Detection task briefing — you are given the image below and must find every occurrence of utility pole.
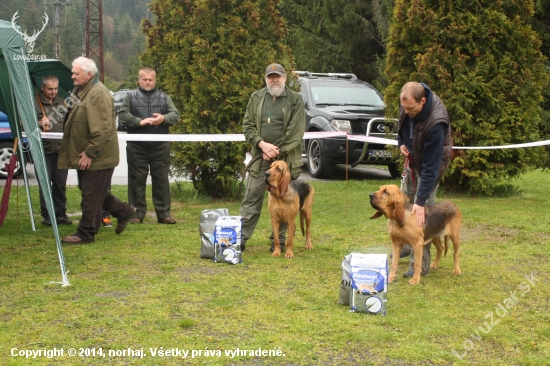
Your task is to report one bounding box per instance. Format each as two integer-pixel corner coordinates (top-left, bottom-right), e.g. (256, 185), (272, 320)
(85, 0), (104, 81)
(43, 0), (71, 60)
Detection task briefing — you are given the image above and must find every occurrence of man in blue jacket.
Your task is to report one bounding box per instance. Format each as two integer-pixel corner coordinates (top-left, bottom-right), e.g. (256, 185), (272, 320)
(397, 82), (452, 278)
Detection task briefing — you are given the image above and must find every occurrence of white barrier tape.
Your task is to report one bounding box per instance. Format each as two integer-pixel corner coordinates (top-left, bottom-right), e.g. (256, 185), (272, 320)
(346, 135), (397, 145)
(26, 132), (550, 150)
(35, 132), (246, 142)
(302, 131), (346, 139)
(448, 140), (550, 149)
(34, 131), (347, 141)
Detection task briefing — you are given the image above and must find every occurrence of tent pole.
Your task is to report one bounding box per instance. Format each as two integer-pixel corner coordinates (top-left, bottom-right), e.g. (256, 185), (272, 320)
(6, 75), (36, 230)
(12, 120), (36, 231)
(5, 44), (69, 286)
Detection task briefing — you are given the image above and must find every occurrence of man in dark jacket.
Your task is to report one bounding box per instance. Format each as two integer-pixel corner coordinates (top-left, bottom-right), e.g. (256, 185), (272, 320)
(240, 63), (306, 251)
(397, 82), (452, 278)
(35, 75), (71, 226)
(118, 67), (180, 225)
(58, 57), (135, 244)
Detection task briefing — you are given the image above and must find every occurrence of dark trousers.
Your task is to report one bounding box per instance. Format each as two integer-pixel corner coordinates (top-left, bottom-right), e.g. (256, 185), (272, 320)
(101, 182), (112, 219)
(76, 168), (134, 241)
(126, 142), (171, 220)
(37, 153), (68, 217)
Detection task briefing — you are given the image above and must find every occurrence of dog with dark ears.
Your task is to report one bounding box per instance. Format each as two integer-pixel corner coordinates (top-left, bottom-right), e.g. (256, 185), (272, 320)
(265, 160), (315, 258)
(369, 184), (462, 285)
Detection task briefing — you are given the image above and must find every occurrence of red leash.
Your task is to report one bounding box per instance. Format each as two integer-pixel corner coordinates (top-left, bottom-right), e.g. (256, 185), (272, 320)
(400, 156), (415, 192)
(0, 152), (18, 227)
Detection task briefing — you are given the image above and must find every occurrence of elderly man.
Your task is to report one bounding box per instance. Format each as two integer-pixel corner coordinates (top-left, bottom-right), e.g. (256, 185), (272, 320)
(35, 74), (71, 226)
(397, 81), (452, 277)
(118, 67), (180, 225)
(240, 63), (306, 251)
(58, 56), (135, 244)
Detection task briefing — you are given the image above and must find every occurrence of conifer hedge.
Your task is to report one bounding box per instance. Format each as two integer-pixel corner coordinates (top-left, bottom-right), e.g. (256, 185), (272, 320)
(384, 1), (549, 195)
(141, 0), (295, 198)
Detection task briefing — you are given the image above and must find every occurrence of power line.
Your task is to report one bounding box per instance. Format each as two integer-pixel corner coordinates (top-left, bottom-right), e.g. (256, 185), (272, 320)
(43, 0), (72, 61)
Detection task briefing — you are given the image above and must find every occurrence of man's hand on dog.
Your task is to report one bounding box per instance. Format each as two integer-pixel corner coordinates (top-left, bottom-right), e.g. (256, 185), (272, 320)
(411, 204), (425, 227)
(258, 141), (279, 160)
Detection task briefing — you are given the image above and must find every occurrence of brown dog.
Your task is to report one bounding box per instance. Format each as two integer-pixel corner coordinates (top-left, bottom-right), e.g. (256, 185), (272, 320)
(265, 160), (315, 258)
(369, 184), (462, 285)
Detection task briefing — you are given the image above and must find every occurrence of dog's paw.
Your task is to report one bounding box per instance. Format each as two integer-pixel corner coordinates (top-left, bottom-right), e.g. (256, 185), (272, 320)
(408, 278), (421, 285)
(430, 262), (440, 270)
(453, 268), (462, 275)
(284, 251), (294, 259)
(304, 243), (313, 250)
(388, 274), (397, 283)
(272, 251), (281, 257)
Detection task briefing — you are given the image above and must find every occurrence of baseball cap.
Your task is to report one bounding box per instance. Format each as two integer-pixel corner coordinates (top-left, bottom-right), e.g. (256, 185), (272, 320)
(265, 63), (286, 76)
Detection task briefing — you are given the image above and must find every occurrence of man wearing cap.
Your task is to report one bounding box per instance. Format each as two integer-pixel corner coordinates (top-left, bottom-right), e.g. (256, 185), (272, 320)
(240, 63), (306, 252)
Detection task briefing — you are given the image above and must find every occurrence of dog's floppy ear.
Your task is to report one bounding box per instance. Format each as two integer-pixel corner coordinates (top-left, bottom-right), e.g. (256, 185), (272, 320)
(370, 211), (384, 220)
(388, 187), (406, 228)
(276, 163), (291, 197)
(393, 202), (406, 228)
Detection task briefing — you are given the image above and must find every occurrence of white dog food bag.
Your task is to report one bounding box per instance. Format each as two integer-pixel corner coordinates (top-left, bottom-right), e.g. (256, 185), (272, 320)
(349, 253), (388, 315)
(213, 216), (242, 265)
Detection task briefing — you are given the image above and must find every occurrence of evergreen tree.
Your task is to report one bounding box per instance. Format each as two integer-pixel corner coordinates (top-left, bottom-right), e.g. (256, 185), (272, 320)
(59, 4), (84, 65)
(384, 1), (549, 195)
(141, 0), (295, 198)
(279, 0), (385, 85)
(532, 0), (550, 166)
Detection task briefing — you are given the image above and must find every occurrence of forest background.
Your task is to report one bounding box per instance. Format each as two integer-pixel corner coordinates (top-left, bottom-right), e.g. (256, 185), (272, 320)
(1, 0), (550, 197)
(0, 0), (393, 92)
(4, 1), (550, 105)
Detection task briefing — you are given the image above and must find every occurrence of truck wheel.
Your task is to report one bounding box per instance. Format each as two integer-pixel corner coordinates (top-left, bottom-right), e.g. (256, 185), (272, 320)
(388, 162), (401, 179)
(307, 139), (335, 178)
(0, 141), (21, 179)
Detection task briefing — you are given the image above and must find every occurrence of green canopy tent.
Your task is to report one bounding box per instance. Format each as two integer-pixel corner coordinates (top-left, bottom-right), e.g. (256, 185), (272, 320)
(0, 19), (69, 286)
(28, 58), (74, 99)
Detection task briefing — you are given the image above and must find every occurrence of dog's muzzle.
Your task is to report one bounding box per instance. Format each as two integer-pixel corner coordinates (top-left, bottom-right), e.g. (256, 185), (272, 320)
(369, 193), (381, 211)
(265, 171), (276, 191)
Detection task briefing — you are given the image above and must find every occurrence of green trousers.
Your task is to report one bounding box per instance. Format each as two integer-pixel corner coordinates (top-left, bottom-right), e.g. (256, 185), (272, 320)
(126, 142), (172, 220)
(240, 159), (287, 245)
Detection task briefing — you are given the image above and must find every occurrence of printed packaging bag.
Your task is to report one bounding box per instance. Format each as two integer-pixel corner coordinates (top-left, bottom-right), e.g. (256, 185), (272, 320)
(213, 216), (242, 265)
(199, 209), (229, 259)
(349, 253), (388, 315)
(339, 253), (353, 305)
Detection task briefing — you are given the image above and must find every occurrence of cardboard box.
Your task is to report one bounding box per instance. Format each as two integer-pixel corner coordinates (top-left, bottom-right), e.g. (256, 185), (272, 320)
(349, 253), (388, 315)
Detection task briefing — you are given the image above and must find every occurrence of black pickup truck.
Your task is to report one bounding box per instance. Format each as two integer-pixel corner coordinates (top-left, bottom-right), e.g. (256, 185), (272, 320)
(296, 71), (399, 179)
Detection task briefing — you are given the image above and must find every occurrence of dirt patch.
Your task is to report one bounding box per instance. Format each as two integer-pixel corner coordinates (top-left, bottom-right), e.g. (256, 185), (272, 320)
(95, 291), (130, 298)
(461, 224), (520, 242)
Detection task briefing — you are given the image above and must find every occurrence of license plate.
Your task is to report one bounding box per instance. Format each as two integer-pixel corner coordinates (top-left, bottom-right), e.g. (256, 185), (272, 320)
(369, 150), (392, 158)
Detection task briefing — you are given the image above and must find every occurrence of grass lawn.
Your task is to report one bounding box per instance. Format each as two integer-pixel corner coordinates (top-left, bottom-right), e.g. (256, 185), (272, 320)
(0, 169), (548, 365)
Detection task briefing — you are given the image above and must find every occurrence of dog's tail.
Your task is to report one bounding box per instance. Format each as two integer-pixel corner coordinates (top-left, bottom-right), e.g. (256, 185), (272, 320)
(444, 235), (449, 256)
(300, 211), (306, 236)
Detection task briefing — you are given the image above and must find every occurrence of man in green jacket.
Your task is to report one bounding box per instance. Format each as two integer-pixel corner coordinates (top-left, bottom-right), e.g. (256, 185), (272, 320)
(35, 74), (71, 226)
(240, 63), (306, 251)
(58, 57), (135, 244)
